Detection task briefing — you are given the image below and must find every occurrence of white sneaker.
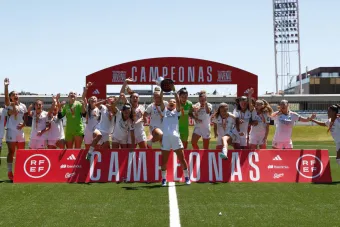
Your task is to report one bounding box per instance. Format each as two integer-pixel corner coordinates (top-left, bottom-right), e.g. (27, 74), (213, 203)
(219, 147), (228, 160)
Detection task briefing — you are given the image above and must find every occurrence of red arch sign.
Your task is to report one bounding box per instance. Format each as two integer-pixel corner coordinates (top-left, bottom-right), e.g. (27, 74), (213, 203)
(86, 57), (258, 99)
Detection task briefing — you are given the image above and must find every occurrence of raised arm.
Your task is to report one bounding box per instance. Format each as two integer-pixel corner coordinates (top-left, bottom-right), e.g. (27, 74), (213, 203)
(160, 90), (165, 111)
(27, 103), (34, 117)
(248, 88), (255, 112)
(4, 78), (10, 107)
(120, 78), (134, 94)
(82, 83), (93, 113)
(172, 85), (181, 112)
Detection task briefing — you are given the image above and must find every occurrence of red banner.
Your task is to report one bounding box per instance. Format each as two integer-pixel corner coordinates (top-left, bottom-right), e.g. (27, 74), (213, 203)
(14, 149), (332, 183)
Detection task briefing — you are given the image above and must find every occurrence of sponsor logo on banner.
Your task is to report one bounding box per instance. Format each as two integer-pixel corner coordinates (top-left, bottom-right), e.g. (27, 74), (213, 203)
(60, 164), (82, 169)
(24, 154), (51, 178)
(92, 89), (100, 95)
(296, 154), (323, 179)
(273, 155), (282, 161)
(267, 165), (289, 169)
(67, 154), (76, 160)
(217, 70), (232, 82)
(273, 173), (284, 179)
(65, 172), (75, 179)
(112, 71), (126, 82)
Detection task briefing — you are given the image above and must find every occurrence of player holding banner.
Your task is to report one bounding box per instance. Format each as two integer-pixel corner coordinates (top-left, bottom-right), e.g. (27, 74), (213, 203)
(157, 78), (190, 186)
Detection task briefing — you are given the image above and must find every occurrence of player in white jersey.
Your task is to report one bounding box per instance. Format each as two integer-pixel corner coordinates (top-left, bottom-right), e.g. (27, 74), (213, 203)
(232, 92), (253, 149)
(271, 100), (315, 149)
(311, 105), (340, 165)
(160, 84), (190, 186)
(0, 107), (7, 165)
(47, 96), (65, 149)
(82, 82), (100, 149)
(120, 78), (147, 148)
(249, 98), (273, 149)
(191, 90), (213, 150)
(4, 78), (28, 180)
(86, 97), (118, 160)
(144, 87), (168, 148)
(111, 102), (135, 148)
(213, 103), (236, 160)
(27, 100), (50, 149)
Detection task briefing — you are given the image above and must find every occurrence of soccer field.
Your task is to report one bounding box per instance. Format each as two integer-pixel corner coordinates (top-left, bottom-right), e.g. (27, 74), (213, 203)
(0, 126), (339, 226)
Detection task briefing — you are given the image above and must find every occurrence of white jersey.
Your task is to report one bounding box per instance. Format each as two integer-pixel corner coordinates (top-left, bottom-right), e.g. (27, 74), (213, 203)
(250, 111), (271, 136)
(133, 104), (145, 135)
(272, 111), (300, 142)
(30, 110), (48, 140)
(233, 109), (252, 137)
(6, 103), (27, 130)
(193, 102), (212, 129)
(85, 107), (100, 132)
(162, 108), (180, 137)
(112, 111), (134, 141)
(325, 118), (340, 143)
(145, 101), (168, 129)
(96, 105), (115, 134)
(213, 114), (235, 137)
(0, 108), (7, 139)
(48, 115), (65, 140)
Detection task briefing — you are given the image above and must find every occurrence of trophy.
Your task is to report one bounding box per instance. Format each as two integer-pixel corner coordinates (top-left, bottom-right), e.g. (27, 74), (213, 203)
(154, 76), (174, 92)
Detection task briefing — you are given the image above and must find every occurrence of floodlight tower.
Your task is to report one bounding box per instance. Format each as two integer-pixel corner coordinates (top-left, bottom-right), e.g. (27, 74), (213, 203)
(272, 0), (302, 94)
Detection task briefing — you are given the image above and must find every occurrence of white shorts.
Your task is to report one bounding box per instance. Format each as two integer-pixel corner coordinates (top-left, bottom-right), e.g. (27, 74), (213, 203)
(84, 128), (94, 145)
(128, 131), (147, 144)
(93, 129), (110, 145)
(272, 141), (293, 149)
(193, 126), (211, 139)
(47, 139), (64, 146)
(6, 128), (25, 143)
(112, 136), (128, 145)
(29, 139), (46, 149)
(161, 135), (183, 151)
(249, 134), (266, 145)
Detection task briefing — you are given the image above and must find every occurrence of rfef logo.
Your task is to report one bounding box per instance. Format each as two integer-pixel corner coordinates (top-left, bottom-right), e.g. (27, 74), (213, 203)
(24, 154), (51, 178)
(296, 154), (323, 179)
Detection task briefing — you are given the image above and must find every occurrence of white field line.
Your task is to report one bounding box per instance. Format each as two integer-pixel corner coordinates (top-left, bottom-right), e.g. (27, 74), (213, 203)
(168, 182), (181, 227)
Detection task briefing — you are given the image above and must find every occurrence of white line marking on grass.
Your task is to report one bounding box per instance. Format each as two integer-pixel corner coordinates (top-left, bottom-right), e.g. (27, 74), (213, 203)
(168, 182), (181, 227)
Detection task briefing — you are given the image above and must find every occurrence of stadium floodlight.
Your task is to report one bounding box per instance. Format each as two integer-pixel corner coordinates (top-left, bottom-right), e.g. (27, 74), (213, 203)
(272, 0), (302, 94)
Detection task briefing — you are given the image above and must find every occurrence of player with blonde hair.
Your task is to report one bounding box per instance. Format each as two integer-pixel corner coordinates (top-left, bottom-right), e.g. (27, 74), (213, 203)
(213, 103), (236, 160)
(190, 90), (213, 150)
(271, 100), (315, 149)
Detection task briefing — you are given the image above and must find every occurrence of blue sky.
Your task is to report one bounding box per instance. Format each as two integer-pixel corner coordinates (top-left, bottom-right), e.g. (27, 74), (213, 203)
(0, 0), (339, 95)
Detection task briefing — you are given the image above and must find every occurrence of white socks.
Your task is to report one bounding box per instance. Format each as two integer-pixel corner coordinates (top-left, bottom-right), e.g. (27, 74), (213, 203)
(162, 170), (167, 180)
(7, 163), (12, 172)
(222, 147), (228, 156)
(183, 169), (189, 178)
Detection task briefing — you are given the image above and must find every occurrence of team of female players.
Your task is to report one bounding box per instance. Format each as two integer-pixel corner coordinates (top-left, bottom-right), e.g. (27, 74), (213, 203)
(2, 78), (340, 185)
